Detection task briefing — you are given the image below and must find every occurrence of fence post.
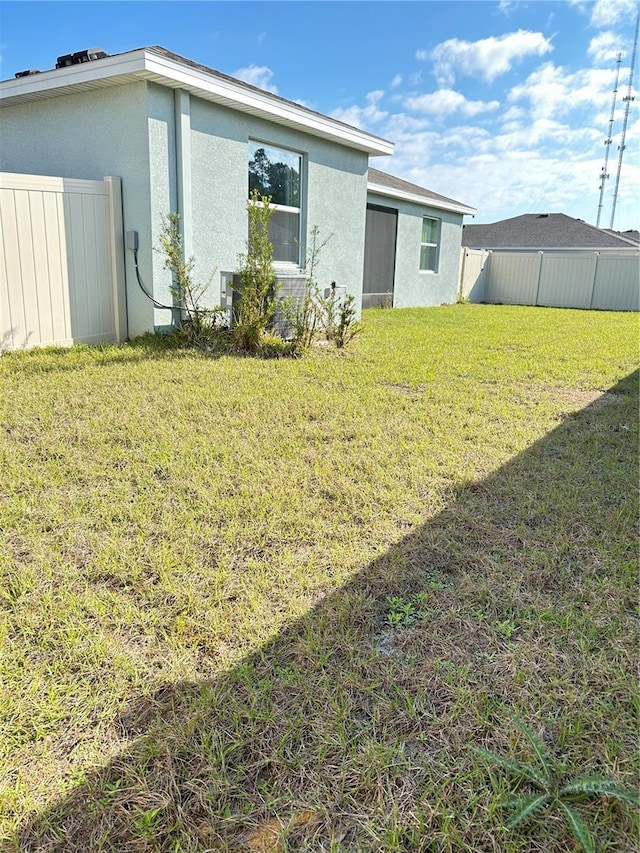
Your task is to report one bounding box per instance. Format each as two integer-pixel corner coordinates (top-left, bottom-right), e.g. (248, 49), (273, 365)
(482, 251), (492, 302)
(533, 251), (544, 306)
(456, 246), (469, 301)
(104, 176), (128, 343)
(588, 252), (599, 309)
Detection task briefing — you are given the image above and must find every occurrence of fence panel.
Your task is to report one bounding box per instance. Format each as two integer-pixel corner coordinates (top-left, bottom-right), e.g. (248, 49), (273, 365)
(536, 252), (595, 309)
(591, 254), (640, 311)
(485, 252), (541, 305)
(460, 247), (639, 311)
(459, 248), (489, 302)
(0, 172), (125, 351)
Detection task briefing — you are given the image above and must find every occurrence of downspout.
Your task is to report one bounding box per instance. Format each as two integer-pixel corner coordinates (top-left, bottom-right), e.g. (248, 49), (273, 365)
(174, 88), (193, 279)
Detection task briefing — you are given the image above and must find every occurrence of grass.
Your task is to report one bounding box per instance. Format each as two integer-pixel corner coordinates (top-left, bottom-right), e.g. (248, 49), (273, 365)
(1, 303), (638, 852)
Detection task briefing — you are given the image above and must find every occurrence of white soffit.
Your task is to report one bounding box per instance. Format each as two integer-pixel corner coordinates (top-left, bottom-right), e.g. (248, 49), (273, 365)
(1, 49), (394, 156)
(368, 182), (476, 216)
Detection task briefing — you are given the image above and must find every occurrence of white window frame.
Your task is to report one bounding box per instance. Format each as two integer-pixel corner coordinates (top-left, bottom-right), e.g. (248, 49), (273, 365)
(248, 140), (303, 269)
(419, 216), (441, 273)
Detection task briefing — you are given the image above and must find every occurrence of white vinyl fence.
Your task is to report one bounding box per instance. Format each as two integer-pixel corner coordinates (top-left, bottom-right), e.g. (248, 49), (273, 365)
(1, 172), (126, 351)
(459, 248), (639, 312)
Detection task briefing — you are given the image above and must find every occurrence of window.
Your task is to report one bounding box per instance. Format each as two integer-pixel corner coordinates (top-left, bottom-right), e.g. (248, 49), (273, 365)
(420, 216), (440, 272)
(248, 141), (302, 264)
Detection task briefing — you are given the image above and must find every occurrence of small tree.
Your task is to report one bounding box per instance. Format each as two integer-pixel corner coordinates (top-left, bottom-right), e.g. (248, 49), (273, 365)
(234, 191), (277, 353)
(158, 213), (221, 348)
(281, 225), (332, 349)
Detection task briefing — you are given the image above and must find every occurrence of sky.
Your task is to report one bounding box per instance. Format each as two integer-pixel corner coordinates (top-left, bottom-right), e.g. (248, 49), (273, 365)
(1, 0), (639, 229)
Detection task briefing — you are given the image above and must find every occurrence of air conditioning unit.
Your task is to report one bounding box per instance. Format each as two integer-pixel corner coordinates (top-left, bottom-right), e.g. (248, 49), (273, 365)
(55, 48), (108, 69)
(222, 273), (309, 339)
(272, 276), (308, 340)
(14, 69), (41, 78)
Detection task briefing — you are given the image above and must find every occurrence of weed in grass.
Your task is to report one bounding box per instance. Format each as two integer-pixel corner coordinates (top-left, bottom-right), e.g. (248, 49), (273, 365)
(474, 711), (639, 853)
(494, 619), (519, 640)
(386, 593), (429, 627)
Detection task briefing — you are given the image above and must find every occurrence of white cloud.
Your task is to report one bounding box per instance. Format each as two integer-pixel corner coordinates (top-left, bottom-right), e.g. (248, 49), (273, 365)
(590, 0), (638, 28)
(404, 88), (500, 117)
(498, 0), (515, 14)
(509, 62), (619, 119)
(424, 30), (553, 86)
(390, 74), (403, 88)
(331, 90), (388, 128)
(501, 105), (526, 122)
(327, 12), (638, 230)
(588, 30), (624, 64)
(232, 64), (277, 93)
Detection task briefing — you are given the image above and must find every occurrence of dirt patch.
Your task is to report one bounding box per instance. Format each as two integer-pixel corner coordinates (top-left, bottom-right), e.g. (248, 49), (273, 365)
(515, 384), (625, 411)
(386, 381), (425, 401)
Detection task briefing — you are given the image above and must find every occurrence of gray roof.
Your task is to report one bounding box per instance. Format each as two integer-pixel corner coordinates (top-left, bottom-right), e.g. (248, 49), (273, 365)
(368, 167), (473, 212)
(462, 214), (638, 249)
(602, 228), (640, 245)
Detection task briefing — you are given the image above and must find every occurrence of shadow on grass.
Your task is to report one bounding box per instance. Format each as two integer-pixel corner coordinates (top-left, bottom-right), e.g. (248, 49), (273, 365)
(15, 371), (639, 852)
(0, 334), (220, 375)
(0, 332), (305, 376)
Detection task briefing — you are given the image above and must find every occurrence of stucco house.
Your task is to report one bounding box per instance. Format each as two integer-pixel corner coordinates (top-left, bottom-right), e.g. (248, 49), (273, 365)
(1, 45), (475, 345)
(365, 168), (475, 308)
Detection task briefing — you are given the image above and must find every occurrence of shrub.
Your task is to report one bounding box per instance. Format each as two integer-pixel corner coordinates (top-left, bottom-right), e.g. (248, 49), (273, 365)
(158, 213), (224, 348)
(233, 191), (277, 353)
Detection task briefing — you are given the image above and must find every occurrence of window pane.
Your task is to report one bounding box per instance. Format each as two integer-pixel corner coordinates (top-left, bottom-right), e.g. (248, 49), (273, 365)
(249, 142), (300, 207)
(269, 209), (300, 263)
(420, 244), (437, 271)
(422, 217), (438, 244)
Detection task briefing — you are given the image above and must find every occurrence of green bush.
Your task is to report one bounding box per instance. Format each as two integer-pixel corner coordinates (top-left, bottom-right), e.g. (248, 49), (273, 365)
(233, 191), (277, 353)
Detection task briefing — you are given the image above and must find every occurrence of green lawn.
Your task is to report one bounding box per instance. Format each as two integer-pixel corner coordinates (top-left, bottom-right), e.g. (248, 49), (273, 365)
(1, 304), (638, 852)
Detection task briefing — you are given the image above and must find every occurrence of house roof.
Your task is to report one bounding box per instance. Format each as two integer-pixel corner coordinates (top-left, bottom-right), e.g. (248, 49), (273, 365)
(0, 45), (394, 156)
(462, 213), (638, 249)
(602, 229), (640, 246)
(367, 167), (476, 216)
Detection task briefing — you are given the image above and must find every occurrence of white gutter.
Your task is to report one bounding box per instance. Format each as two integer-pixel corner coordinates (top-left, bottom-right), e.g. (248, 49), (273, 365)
(367, 181), (476, 216)
(1, 49), (395, 156)
(465, 246), (639, 252)
(174, 89), (192, 262)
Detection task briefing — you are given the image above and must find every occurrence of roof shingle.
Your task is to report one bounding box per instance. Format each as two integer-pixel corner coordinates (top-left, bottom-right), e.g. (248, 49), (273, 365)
(462, 213), (637, 249)
(367, 167), (474, 213)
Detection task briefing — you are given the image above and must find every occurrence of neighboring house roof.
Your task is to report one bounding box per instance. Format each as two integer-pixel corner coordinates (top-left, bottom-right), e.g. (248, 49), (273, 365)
(0, 45), (394, 156)
(367, 167), (476, 216)
(602, 228), (640, 245)
(462, 213), (638, 249)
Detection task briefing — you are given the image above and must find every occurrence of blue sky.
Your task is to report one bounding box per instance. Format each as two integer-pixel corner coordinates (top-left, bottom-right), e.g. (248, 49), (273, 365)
(1, 0), (639, 229)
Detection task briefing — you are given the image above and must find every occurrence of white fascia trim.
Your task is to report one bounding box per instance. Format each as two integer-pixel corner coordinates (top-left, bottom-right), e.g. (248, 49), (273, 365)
(472, 246), (639, 253)
(367, 182), (476, 216)
(142, 52), (394, 155)
(0, 50), (149, 99)
(1, 48), (395, 156)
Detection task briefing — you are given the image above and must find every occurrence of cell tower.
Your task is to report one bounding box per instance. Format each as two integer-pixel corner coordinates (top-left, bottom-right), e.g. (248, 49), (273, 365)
(596, 52), (622, 227)
(610, 9), (639, 230)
